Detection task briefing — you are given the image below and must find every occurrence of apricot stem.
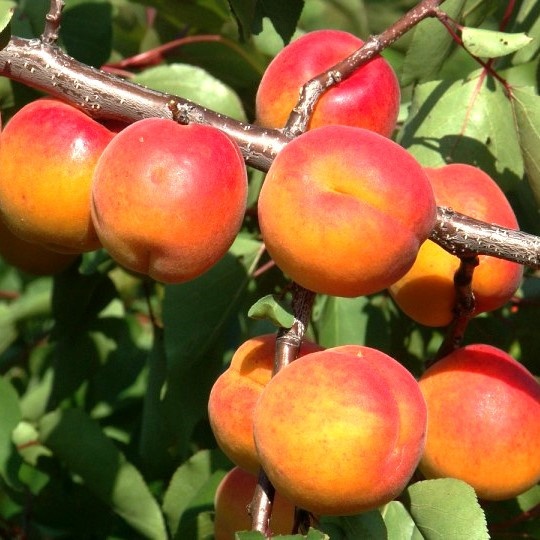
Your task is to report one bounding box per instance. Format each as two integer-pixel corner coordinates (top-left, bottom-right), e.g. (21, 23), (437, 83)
(284, 0), (447, 136)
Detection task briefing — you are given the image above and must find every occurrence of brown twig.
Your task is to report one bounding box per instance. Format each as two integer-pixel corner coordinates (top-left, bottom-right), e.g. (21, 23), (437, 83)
(284, 0), (446, 136)
(41, 0), (65, 45)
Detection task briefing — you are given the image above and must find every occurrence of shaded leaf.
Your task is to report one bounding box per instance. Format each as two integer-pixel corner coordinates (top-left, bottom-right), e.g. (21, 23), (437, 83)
(510, 0), (540, 65)
(162, 449), (231, 538)
(248, 294), (294, 328)
(228, 0), (257, 41)
(39, 409), (167, 540)
(462, 27), (532, 58)
(403, 479), (489, 540)
(320, 512), (387, 539)
(133, 63), (247, 120)
(0, 376), (22, 488)
(511, 87), (540, 204)
(400, 0), (466, 85)
(399, 72), (523, 191)
(252, 0), (304, 45)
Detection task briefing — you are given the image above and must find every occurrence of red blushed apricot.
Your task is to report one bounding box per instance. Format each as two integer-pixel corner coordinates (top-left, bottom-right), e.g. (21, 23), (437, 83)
(253, 346), (427, 516)
(0, 99), (114, 253)
(389, 164), (523, 327)
(0, 217), (78, 276)
(256, 29), (400, 137)
(418, 344), (540, 500)
(208, 334), (322, 474)
(91, 118), (248, 283)
(214, 467), (295, 540)
(257, 125), (436, 297)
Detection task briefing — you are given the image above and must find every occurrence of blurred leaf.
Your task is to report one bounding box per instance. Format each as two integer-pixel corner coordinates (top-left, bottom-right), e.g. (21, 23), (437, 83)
(403, 479), (489, 539)
(462, 27), (532, 58)
(0, 377), (22, 488)
(133, 63), (246, 120)
(60, 1), (113, 67)
(39, 408), (168, 540)
(0, 1), (14, 50)
(399, 72), (523, 192)
(162, 449), (231, 538)
(510, 0), (540, 65)
(381, 501), (423, 540)
(320, 512), (387, 539)
(248, 294), (294, 328)
(511, 87), (540, 205)
(400, 0), (466, 86)
(252, 0), (304, 45)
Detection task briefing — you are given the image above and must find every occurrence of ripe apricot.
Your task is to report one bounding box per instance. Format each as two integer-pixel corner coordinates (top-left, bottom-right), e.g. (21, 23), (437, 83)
(253, 345), (427, 515)
(256, 29), (400, 136)
(91, 118), (248, 283)
(389, 163), (523, 326)
(418, 344), (540, 500)
(0, 99), (114, 253)
(214, 466), (295, 540)
(208, 334), (322, 474)
(257, 125), (436, 297)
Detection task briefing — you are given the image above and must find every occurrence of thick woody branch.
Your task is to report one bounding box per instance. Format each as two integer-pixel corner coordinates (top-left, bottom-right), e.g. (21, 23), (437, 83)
(284, 0), (446, 136)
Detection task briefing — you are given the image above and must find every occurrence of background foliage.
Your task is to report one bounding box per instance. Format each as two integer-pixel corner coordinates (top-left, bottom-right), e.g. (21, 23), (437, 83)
(0, 0), (538, 538)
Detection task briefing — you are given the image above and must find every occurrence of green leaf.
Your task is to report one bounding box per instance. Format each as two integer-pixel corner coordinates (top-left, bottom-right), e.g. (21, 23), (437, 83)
(0, 0), (14, 49)
(402, 479), (489, 540)
(511, 87), (540, 205)
(162, 449), (231, 538)
(320, 512), (387, 540)
(510, 0), (540, 65)
(399, 72), (523, 192)
(0, 377), (22, 488)
(133, 63), (246, 121)
(252, 0), (304, 45)
(462, 27), (533, 58)
(39, 409), (168, 540)
(248, 294), (294, 328)
(381, 501), (423, 540)
(228, 0), (257, 41)
(400, 0), (466, 85)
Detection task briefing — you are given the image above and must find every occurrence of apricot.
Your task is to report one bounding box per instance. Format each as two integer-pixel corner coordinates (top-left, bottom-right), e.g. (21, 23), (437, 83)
(0, 99), (114, 253)
(214, 466), (295, 540)
(208, 334), (322, 474)
(0, 217), (77, 275)
(257, 125), (437, 297)
(252, 345), (427, 516)
(418, 344), (540, 500)
(389, 163), (524, 327)
(256, 29), (400, 136)
(91, 118), (247, 283)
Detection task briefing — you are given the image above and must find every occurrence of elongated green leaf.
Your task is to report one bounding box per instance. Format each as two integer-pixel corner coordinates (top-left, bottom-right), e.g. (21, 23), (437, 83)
(400, 0), (466, 85)
(39, 409), (167, 540)
(228, 0), (257, 41)
(0, 376), (22, 487)
(511, 0), (540, 64)
(162, 449), (231, 538)
(381, 501), (423, 540)
(248, 294), (294, 328)
(511, 87), (540, 204)
(0, 1), (14, 31)
(403, 479), (489, 540)
(133, 63), (246, 121)
(462, 27), (532, 58)
(399, 72), (523, 191)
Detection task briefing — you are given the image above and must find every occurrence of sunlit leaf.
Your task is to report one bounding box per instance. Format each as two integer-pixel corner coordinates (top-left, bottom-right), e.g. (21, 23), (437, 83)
(462, 27), (532, 58)
(248, 294), (294, 328)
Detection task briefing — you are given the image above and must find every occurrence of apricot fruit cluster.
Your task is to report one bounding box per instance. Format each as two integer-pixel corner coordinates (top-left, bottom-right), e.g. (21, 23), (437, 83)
(0, 99), (248, 282)
(418, 343), (540, 500)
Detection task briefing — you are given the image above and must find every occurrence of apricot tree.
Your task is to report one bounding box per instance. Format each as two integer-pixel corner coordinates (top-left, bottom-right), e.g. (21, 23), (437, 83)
(0, 1), (538, 539)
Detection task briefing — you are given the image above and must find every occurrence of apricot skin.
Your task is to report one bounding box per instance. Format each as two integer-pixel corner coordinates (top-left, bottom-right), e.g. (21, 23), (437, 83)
(257, 125), (437, 297)
(256, 29), (400, 136)
(214, 466), (295, 540)
(253, 346), (427, 516)
(91, 118), (248, 283)
(389, 164), (523, 327)
(208, 334), (322, 474)
(418, 344), (540, 500)
(0, 99), (114, 253)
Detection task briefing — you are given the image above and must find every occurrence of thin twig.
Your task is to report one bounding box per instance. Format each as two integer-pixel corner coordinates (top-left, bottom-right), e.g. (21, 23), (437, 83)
(284, 0), (446, 136)
(41, 0), (65, 44)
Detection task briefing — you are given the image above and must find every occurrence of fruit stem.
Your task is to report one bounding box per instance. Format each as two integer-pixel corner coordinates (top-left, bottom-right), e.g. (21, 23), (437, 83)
(41, 0), (65, 45)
